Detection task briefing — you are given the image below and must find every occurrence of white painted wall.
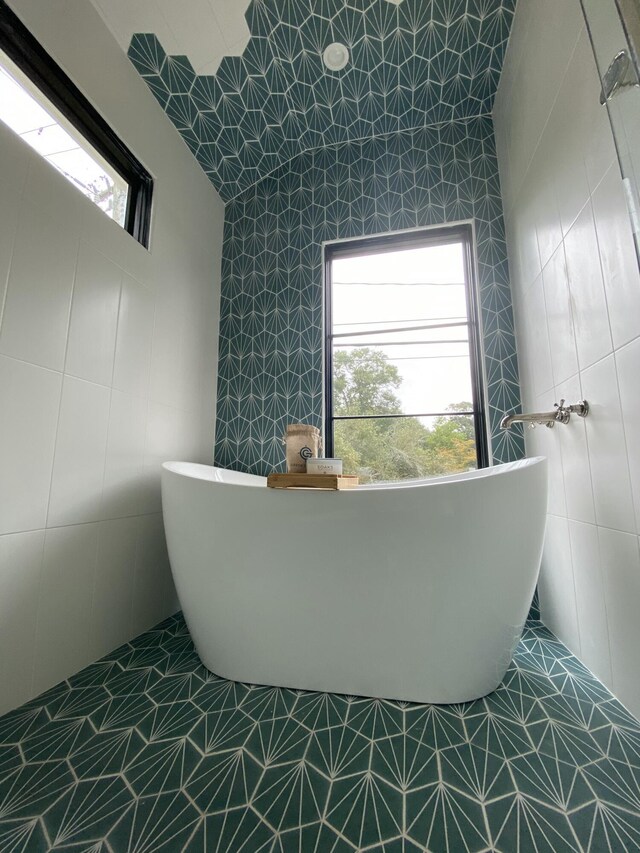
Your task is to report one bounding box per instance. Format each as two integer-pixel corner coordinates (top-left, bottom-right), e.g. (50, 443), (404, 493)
(0, 0), (223, 714)
(494, 0), (640, 717)
(89, 0), (251, 76)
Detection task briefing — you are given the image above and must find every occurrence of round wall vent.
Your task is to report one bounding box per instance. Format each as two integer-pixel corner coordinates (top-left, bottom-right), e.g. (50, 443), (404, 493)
(323, 42), (349, 72)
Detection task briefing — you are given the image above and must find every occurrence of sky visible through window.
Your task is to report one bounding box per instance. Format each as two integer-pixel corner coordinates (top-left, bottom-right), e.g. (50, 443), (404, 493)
(332, 241), (473, 426)
(0, 52), (128, 224)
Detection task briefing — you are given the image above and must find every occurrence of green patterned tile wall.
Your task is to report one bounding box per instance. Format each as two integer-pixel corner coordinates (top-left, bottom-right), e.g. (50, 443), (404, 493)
(128, 0), (516, 202)
(126, 1), (523, 475)
(214, 118), (524, 474)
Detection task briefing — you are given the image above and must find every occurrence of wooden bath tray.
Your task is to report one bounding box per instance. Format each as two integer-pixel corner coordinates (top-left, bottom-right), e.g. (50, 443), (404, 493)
(267, 473), (359, 490)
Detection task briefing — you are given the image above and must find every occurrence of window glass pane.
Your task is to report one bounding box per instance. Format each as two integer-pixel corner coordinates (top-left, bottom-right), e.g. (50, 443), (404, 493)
(332, 242), (468, 333)
(21, 122), (78, 156)
(0, 56), (128, 225)
(334, 414), (477, 483)
(333, 340), (473, 416)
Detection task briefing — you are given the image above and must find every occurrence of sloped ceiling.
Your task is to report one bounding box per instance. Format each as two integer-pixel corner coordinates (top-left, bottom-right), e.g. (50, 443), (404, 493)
(128, 0), (516, 201)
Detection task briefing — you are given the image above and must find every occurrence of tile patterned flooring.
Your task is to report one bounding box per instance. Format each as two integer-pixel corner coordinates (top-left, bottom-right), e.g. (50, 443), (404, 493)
(1, 614), (640, 851)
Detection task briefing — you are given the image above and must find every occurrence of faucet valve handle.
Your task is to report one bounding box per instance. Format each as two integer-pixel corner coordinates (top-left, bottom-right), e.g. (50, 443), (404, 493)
(569, 400), (589, 418)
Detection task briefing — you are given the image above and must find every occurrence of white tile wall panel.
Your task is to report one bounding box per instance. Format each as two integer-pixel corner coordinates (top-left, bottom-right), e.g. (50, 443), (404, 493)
(65, 243), (122, 388)
(569, 520), (612, 685)
(0, 356), (62, 535)
(47, 376), (111, 528)
(0, 196), (78, 371)
(33, 523), (100, 695)
(495, 0), (640, 718)
(0, 0), (223, 713)
(0, 530), (45, 714)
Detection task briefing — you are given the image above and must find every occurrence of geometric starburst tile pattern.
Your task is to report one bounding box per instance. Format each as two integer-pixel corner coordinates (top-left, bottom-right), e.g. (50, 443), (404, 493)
(1, 612), (639, 851)
(214, 117), (524, 474)
(125, 0), (524, 474)
(128, 0), (516, 202)
(125, 0), (524, 472)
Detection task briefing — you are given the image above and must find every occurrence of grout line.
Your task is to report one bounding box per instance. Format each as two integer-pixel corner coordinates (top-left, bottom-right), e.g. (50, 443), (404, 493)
(43, 236), (82, 532)
(0, 510), (164, 540)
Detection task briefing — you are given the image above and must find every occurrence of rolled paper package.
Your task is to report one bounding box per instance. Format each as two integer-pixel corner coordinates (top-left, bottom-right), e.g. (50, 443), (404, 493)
(282, 424), (322, 473)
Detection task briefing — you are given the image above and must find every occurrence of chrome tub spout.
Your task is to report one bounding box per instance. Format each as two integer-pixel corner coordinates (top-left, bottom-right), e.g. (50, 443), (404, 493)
(500, 400), (589, 430)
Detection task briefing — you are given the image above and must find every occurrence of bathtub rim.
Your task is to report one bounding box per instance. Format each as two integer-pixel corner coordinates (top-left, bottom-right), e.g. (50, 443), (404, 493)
(162, 456), (546, 491)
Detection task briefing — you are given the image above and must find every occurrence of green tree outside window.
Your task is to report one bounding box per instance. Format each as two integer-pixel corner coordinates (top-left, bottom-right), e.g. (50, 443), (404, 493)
(333, 348), (477, 483)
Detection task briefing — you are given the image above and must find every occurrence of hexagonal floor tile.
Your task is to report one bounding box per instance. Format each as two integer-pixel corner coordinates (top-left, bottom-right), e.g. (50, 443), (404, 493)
(1, 611), (639, 853)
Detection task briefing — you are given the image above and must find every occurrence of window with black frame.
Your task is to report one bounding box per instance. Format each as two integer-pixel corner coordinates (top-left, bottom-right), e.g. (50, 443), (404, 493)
(0, 0), (152, 246)
(324, 226), (489, 483)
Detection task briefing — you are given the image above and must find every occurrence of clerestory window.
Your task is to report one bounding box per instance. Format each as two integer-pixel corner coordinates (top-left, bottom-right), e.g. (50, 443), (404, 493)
(0, 0), (152, 246)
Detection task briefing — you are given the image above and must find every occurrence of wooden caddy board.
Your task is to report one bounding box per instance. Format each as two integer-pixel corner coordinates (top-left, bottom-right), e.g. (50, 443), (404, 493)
(267, 473), (359, 490)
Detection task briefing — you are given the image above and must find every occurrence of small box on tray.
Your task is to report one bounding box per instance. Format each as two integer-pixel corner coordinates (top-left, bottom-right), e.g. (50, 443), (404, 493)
(306, 457), (343, 475)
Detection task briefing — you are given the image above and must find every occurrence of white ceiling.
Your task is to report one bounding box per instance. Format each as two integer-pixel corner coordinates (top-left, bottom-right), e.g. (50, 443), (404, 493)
(90, 0), (252, 76)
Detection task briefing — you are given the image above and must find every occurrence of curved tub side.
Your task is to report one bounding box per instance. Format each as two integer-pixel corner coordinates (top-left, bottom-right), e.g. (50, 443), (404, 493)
(161, 458), (547, 704)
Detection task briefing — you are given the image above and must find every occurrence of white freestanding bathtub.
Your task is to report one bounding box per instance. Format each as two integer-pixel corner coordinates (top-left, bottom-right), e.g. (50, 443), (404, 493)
(161, 457), (547, 704)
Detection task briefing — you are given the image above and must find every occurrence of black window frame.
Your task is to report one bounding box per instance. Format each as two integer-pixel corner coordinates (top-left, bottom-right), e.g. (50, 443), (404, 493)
(324, 224), (490, 471)
(0, 0), (153, 248)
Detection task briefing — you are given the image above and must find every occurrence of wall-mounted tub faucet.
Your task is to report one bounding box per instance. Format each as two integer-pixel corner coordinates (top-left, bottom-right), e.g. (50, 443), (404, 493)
(500, 400), (589, 430)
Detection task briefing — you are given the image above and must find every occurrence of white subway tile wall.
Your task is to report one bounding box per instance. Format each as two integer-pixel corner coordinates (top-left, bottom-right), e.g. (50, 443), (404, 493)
(494, 0), (640, 716)
(0, 0), (223, 715)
